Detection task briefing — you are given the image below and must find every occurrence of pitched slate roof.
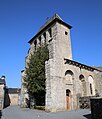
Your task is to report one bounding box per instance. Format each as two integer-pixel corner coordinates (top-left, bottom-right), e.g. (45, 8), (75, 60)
(28, 14), (72, 44)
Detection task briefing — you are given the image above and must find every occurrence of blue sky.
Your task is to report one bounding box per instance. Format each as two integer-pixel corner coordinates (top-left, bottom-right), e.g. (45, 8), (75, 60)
(0, 0), (102, 88)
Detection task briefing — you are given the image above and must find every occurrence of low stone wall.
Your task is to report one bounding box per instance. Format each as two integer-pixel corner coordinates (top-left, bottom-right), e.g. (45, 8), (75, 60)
(90, 97), (102, 119)
(79, 96), (95, 109)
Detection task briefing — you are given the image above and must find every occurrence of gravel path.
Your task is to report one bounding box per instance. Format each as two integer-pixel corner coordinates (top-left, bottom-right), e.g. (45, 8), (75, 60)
(1, 106), (91, 119)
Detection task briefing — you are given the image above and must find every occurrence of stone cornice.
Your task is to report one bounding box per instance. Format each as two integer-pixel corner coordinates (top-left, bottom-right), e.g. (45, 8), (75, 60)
(64, 58), (102, 72)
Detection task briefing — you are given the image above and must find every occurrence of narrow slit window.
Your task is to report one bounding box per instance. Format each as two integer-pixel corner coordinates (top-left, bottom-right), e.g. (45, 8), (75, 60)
(39, 36), (41, 46)
(48, 28), (52, 37)
(90, 83), (93, 95)
(34, 40), (37, 50)
(43, 32), (46, 42)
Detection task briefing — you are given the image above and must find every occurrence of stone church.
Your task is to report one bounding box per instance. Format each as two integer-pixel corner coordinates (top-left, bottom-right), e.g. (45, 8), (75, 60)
(20, 14), (102, 112)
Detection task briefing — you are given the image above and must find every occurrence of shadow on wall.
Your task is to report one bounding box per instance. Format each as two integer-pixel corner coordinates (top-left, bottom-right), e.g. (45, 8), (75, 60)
(3, 88), (11, 108)
(83, 114), (92, 119)
(0, 110), (2, 119)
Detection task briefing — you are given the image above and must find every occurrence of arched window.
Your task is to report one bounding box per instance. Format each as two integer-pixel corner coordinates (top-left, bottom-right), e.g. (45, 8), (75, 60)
(39, 36), (41, 46)
(34, 40), (37, 50)
(79, 75), (84, 81)
(43, 32), (46, 42)
(66, 89), (71, 96)
(88, 76), (95, 96)
(65, 70), (73, 76)
(65, 70), (73, 84)
(79, 74), (86, 96)
(48, 28), (52, 37)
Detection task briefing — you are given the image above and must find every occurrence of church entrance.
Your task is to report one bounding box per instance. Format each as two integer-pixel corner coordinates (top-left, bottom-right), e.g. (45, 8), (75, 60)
(66, 89), (71, 110)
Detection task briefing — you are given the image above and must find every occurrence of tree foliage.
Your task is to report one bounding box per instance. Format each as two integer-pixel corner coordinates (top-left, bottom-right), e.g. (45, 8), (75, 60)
(24, 43), (49, 106)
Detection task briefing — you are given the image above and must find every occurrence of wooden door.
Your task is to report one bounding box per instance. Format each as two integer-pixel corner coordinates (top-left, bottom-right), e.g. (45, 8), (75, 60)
(66, 96), (70, 110)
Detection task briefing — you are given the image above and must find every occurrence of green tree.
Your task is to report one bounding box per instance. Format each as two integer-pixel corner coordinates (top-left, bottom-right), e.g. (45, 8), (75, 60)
(24, 44), (49, 106)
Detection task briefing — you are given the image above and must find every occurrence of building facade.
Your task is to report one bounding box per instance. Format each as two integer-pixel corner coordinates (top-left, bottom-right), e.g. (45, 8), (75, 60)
(20, 14), (102, 112)
(8, 88), (21, 106)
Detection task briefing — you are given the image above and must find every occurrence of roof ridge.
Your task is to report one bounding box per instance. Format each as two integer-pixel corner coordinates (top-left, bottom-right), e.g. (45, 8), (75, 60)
(38, 14), (63, 33)
(28, 14), (72, 43)
(52, 13), (63, 21)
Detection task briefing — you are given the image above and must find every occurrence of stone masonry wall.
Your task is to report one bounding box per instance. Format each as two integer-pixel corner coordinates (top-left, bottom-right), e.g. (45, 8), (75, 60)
(21, 14), (102, 112)
(45, 21), (73, 111)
